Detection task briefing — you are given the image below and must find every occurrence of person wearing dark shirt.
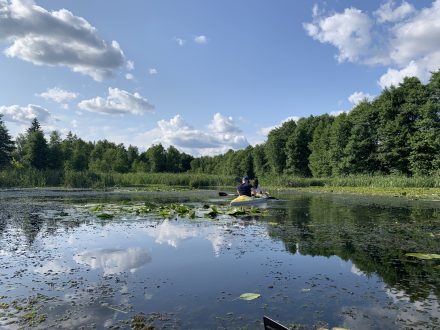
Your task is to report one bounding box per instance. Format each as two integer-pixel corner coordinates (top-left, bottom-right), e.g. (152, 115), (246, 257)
(237, 175), (252, 197)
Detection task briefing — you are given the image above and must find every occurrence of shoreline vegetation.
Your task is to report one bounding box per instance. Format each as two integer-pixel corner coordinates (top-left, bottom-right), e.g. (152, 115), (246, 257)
(0, 73), (439, 199)
(0, 170), (439, 200)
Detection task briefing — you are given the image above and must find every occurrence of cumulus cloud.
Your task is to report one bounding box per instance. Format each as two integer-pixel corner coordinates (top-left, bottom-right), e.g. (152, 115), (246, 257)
(148, 68), (158, 75)
(348, 91), (375, 105)
(304, 7), (373, 63)
(125, 73), (134, 80)
(388, 2), (440, 65)
(378, 56), (440, 89)
(78, 87), (154, 115)
(374, 1), (415, 23)
(0, 104), (52, 124)
(305, 1), (440, 89)
(259, 116), (300, 136)
(208, 113), (242, 134)
(194, 35), (208, 44)
(0, 0), (124, 80)
(156, 114), (249, 155)
(37, 87), (78, 104)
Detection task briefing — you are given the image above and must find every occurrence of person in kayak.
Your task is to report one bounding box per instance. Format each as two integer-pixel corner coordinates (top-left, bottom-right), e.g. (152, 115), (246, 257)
(252, 178), (262, 196)
(237, 175), (252, 197)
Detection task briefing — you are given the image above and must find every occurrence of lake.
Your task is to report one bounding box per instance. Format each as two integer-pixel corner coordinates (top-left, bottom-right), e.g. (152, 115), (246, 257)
(0, 189), (439, 329)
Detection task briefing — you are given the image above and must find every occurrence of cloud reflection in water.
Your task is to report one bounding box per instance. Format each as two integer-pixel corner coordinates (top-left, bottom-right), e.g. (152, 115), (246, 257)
(145, 219), (227, 256)
(73, 247), (151, 275)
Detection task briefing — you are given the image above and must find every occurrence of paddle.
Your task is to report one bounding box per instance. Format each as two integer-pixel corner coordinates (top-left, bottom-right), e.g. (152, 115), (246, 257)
(219, 191), (278, 200)
(219, 191), (237, 197)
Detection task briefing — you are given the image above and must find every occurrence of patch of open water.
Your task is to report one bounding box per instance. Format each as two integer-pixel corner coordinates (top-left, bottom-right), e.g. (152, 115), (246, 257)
(0, 189), (439, 329)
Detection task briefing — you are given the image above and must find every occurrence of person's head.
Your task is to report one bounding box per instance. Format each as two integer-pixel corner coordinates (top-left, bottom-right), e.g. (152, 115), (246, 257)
(253, 178), (259, 188)
(242, 175), (249, 183)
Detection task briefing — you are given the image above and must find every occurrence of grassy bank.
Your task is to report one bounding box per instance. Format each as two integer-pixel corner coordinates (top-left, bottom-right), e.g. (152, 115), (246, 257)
(260, 174), (440, 188)
(1, 169), (439, 200)
(0, 169), (235, 189)
(259, 174), (440, 200)
(280, 186), (440, 200)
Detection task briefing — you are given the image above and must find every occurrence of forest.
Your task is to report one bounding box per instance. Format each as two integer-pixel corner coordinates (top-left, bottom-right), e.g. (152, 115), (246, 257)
(0, 72), (439, 188)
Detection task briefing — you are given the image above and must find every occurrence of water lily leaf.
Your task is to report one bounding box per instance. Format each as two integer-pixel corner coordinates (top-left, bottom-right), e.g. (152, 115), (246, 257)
(227, 208), (246, 216)
(239, 293), (261, 300)
(405, 253), (440, 260)
(96, 213), (114, 220)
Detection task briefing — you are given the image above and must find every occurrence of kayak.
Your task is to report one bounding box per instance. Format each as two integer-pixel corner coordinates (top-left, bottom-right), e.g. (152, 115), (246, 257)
(230, 195), (269, 207)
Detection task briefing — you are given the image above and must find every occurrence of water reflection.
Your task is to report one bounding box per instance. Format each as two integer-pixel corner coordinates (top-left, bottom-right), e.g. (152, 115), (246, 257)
(73, 248), (152, 275)
(144, 219), (227, 256)
(35, 259), (70, 275)
(1, 190), (440, 329)
(268, 194), (440, 302)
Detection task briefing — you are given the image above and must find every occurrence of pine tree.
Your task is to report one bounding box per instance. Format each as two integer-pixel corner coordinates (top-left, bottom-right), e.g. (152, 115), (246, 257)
(0, 114), (15, 169)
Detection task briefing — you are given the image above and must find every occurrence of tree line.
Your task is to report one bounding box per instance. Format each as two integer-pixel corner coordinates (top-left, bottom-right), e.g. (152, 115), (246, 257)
(191, 72), (440, 177)
(0, 71), (439, 179)
(0, 118), (193, 174)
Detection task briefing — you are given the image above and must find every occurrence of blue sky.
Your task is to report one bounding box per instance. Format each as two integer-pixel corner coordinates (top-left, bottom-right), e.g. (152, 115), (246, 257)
(0, 0), (438, 155)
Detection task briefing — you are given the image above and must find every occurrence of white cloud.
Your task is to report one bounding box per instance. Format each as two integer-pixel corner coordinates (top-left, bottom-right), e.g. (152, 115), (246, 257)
(0, 0), (124, 80)
(379, 52), (440, 88)
(174, 37), (185, 46)
(194, 35), (208, 44)
(259, 116), (300, 136)
(0, 104), (52, 124)
(374, 1), (415, 23)
(156, 114), (249, 155)
(304, 7), (373, 63)
(148, 68), (158, 75)
(348, 91), (375, 105)
(126, 60), (134, 70)
(208, 113), (242, 134)
(305, 1), (440, 89)
(78, 87), (154, 115)
(389, 1), (440, 65)
(125, 73), (134, 80)
(37, 87), (78, 104)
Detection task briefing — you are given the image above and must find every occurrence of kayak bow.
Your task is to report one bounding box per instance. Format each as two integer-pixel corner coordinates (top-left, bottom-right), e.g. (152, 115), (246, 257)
(230, 195), (269, 206)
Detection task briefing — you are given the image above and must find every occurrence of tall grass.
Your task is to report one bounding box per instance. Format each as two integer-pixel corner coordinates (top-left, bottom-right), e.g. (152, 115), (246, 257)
(1, 169), (439, 189)
(0, 169), (235, 188)
(0, 168), (63, 187)
(260, 174), (440, 188)
(110, 172), (234, 188)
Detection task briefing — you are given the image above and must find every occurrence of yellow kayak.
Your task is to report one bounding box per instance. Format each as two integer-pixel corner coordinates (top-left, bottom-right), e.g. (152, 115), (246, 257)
(230, 195), (269, 207)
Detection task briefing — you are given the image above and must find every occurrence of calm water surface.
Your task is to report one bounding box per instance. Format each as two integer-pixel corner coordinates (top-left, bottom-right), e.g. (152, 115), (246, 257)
(0, 189), (439, 329)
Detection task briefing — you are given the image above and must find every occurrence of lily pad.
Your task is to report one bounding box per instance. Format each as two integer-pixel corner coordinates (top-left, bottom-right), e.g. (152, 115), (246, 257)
(96, 213), (114, 220)
(239, 293), (261, 301)
(405, 253), (440, 260)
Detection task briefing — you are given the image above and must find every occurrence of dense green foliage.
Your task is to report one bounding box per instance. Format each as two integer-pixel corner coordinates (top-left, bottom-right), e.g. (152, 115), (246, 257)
(190, 73), (440, 178)
(0, 115), (14, 170)
(0, 72), (438, 188)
